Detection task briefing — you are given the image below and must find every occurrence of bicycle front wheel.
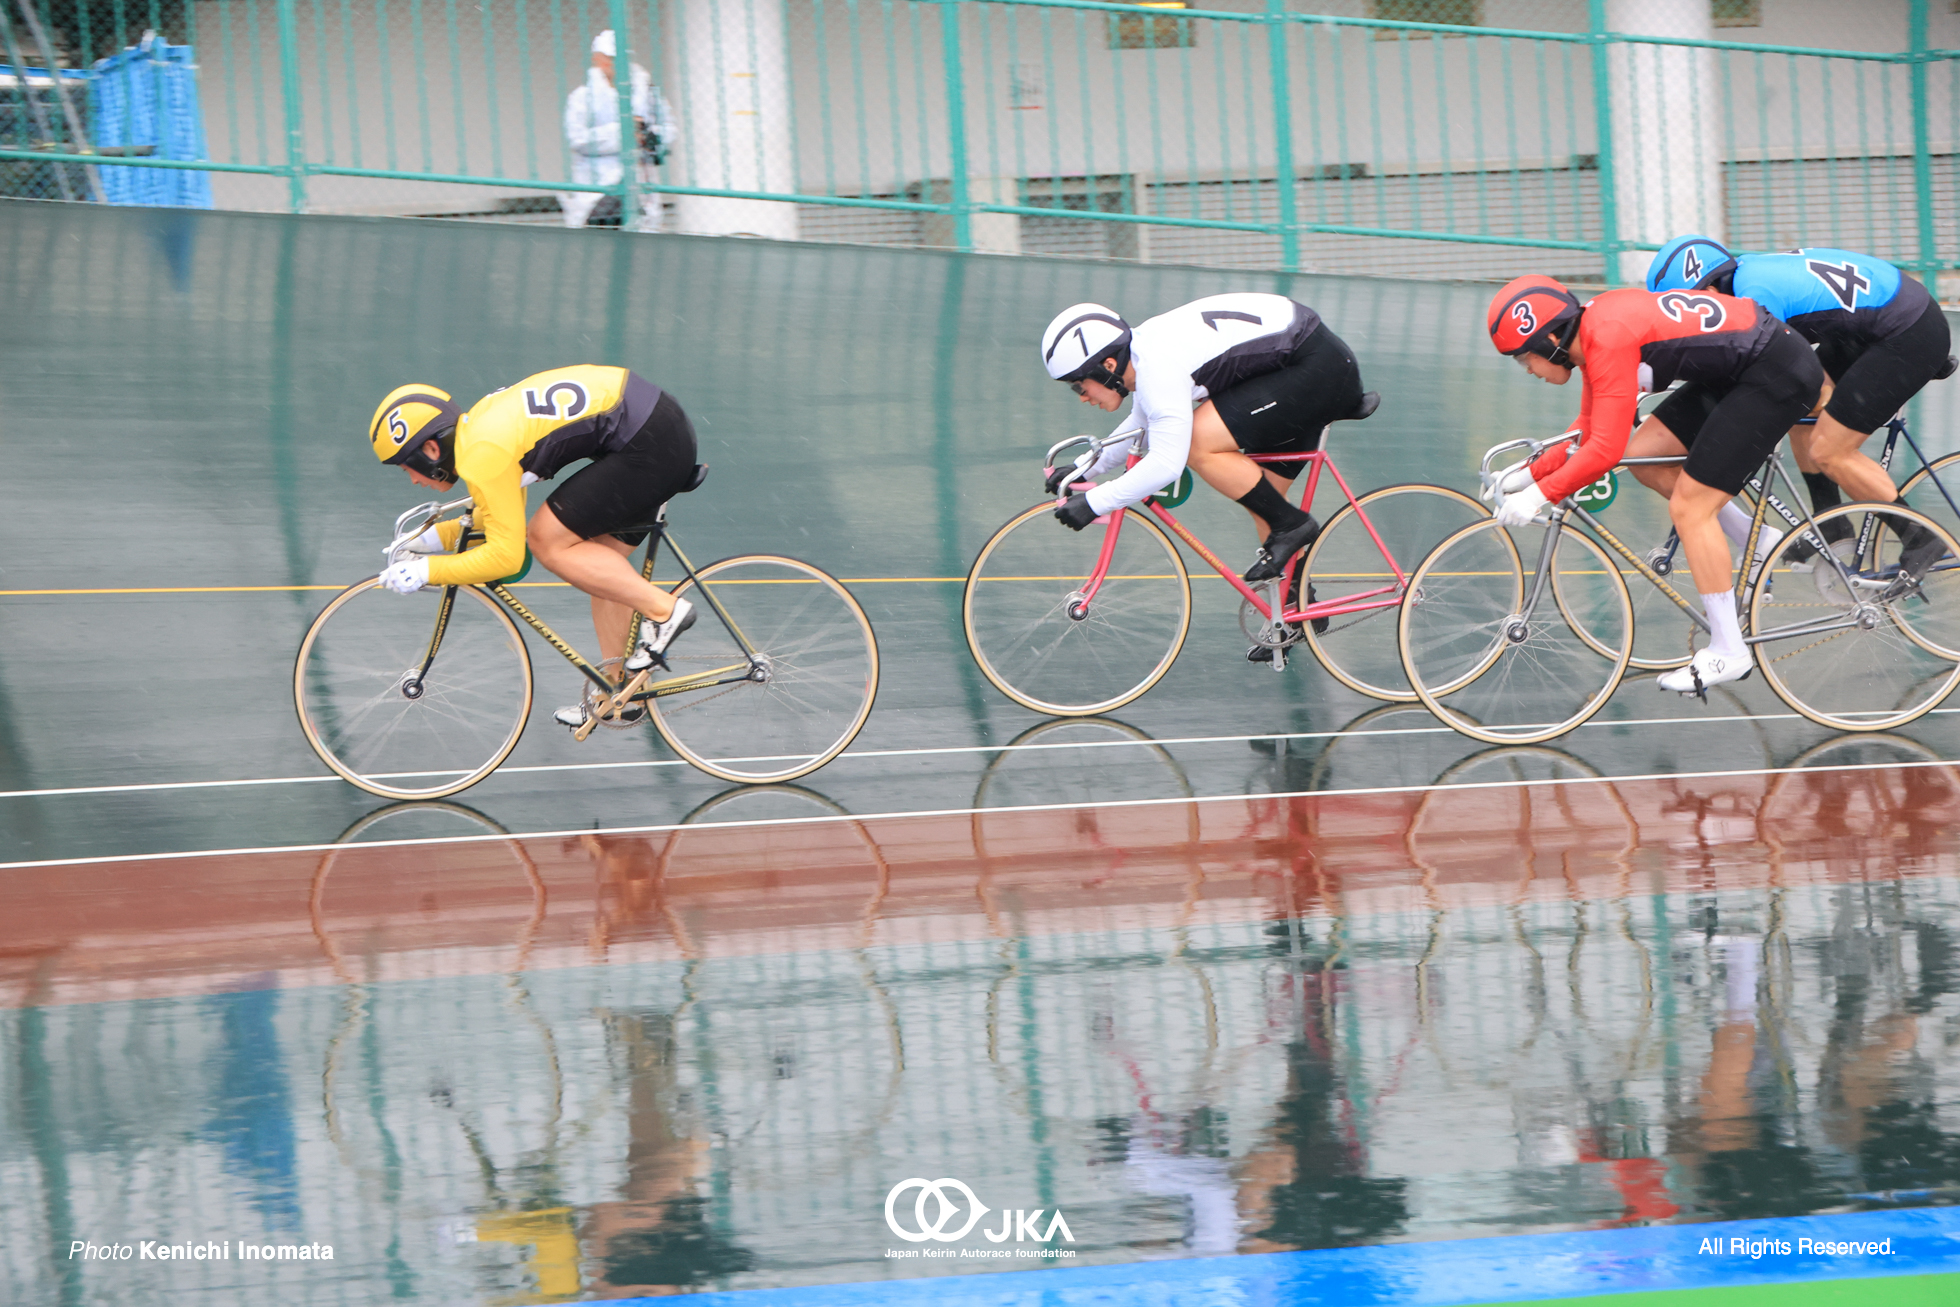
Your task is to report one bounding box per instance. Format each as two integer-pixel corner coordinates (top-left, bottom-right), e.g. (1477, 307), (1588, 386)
(1748, 503), (1960, 731)
(650, 555), (879, 783)
(964, 504), (1191, 716)
(1400, 519), (1632, 746)
(294, 580), (534, 800)
(1302, 483), (1489, 702)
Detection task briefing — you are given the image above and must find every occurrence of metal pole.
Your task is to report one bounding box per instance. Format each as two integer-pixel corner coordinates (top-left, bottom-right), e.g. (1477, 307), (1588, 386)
(608, 0), (639, 231)
(0, 3), (72, 200)
(1588, 0), (1621, 286)
(938, 0), (972, 252)
(1266, 0), (1299, 273)
(1909, 0), (1937, 277)
(274, 0), (307, 211)
(14, 0), (101, 201)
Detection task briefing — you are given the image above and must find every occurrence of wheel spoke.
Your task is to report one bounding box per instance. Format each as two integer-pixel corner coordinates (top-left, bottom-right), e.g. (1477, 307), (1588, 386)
(295, 582), (533, 800)
(649, 557), (878, 782)
(964, 505), (1191, 715)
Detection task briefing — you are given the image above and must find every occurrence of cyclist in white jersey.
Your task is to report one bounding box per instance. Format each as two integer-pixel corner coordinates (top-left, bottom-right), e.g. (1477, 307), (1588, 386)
(1040, 293), (1372, 658)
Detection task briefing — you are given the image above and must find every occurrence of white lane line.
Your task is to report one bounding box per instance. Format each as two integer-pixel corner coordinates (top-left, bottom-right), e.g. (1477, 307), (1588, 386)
(0, 754), (1950, 873)
(0, 707), (1845, 803)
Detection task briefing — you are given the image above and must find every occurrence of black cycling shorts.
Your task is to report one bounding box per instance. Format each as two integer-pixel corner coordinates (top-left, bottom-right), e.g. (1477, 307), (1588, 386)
(1814, 296), (1952, 435)
(1650, 326), (1824, 495)
(545, 389), (699, 547)
(1211, 323), (1365, 480)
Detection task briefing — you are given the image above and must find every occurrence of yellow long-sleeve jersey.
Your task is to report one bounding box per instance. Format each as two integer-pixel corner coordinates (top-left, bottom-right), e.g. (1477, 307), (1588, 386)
(424, 366), (662, 587)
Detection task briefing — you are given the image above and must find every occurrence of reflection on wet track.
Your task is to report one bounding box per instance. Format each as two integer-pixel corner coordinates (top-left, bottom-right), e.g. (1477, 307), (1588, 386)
(5, 737), (1959, 1302)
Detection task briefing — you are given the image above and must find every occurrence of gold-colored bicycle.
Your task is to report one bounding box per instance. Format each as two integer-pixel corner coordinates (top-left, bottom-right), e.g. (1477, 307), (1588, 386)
(294, 489), (879, 798)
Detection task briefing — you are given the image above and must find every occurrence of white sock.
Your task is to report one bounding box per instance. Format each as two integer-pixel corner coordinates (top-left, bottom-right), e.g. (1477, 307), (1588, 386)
(1716, 502), (1752, 548)
(1701, 590), (1746, 660)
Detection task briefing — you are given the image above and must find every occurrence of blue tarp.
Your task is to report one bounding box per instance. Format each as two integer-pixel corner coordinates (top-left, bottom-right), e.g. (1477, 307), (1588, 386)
(88, 33), (211, 208)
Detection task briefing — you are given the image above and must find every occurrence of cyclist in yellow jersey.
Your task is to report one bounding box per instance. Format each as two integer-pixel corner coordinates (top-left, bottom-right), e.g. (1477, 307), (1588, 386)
(367, 365), (700, 729)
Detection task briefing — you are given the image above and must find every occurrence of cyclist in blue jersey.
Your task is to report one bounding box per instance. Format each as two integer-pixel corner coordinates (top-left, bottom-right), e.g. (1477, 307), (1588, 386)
(1649, 236), (1955, 576)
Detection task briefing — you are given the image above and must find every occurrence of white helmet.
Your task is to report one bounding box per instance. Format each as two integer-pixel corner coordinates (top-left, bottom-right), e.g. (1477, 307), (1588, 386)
(1041, 303), (1132, 396)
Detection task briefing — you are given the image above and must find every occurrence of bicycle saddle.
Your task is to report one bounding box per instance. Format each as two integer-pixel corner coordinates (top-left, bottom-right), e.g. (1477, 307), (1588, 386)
(1938, 356), (1958, 382)
(683, 462), (709, 493)
(1343, 391), (1381, 422)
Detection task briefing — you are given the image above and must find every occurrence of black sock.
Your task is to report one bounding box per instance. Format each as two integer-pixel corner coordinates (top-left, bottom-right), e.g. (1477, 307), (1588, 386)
(1804, 472), (1843, 515)
(1237, 479), (1310, 534)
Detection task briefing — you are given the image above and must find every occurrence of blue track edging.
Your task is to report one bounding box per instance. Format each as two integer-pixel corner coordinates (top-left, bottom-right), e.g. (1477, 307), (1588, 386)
(597, 1207), (1960, 1306)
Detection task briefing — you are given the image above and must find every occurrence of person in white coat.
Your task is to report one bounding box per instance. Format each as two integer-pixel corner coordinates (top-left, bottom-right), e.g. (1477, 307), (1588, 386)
(561, 29), (676, 231)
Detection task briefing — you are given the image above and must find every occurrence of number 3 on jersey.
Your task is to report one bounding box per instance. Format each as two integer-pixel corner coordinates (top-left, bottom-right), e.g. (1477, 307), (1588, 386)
(1806, 258), (1872, 310)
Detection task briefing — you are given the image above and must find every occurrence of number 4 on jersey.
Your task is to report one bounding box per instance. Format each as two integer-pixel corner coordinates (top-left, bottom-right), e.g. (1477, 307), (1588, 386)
(1807, 258), (1872, 310)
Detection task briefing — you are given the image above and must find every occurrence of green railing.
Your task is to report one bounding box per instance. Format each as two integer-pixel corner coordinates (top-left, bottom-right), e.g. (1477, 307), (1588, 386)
(5, 0), (1960, 281)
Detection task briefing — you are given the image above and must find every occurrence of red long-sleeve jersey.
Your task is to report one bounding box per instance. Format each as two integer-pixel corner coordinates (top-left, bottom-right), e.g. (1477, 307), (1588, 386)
(1529, 288), (1780, 504)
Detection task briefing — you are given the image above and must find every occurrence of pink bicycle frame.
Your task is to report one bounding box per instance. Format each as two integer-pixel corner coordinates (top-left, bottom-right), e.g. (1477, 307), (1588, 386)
(1069, 450), (1411, 626)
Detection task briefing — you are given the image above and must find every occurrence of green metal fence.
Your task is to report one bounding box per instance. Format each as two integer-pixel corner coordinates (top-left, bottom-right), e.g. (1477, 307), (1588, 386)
(5, 1), (1960, 281)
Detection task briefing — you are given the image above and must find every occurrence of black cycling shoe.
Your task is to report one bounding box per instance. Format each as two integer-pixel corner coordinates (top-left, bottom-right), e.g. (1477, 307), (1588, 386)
(1897, 520), (1952, 581)
(1244, 514), (1321, 583)
(1247, 636), (1295, 664)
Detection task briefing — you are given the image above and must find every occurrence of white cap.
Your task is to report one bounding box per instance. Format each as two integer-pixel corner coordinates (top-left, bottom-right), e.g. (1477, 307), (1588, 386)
(591, 29), (615, 57)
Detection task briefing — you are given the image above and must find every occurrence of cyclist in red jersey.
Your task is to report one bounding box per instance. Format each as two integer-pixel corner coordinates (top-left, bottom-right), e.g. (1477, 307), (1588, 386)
(1487, 275), (1823, 696)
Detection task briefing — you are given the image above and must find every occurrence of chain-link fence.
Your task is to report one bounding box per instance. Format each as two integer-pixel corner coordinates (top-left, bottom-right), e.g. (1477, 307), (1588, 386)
(4, 3), (1960, 280)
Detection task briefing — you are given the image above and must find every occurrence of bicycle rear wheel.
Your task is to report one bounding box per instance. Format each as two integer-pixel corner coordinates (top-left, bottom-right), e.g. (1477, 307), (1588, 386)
(650, 555), (879, 784)
(1748, 504), (1960, 731)
(1302, 483), (1488, 702)
(964, 504), (1191, 716)
(1400, 519), (1632, 746)
(1896, 451), (1960, 572)
(294, 580), (534, 799)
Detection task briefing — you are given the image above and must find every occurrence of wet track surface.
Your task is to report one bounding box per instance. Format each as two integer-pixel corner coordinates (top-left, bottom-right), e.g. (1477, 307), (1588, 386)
(4, 201), (1960, 1304)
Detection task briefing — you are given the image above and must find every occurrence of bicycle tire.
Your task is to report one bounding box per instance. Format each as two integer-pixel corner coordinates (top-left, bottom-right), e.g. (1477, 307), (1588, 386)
(963, 504), (1191, 716)
(650, 554), (879, 784)
(1552, 529), (1700, 672)
(1748, 503), (1960, 731)
(1862, 497), (1960, 659)
(1301, 483), (1490, 702)
(1400, 518), (1633, 746)
(1895, 450), (1960, 577)
(294, 579), (534, 800)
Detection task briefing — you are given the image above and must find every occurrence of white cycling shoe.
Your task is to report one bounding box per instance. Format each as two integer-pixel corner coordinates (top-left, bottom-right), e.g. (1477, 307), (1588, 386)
(554, 700), (646, 729)
(624, 597), (696, 672)
(1657, 648), (1753, 698)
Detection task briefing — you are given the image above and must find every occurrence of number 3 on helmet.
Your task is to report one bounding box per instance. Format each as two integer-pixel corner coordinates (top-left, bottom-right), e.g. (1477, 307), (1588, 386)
(1487, 275), (1583, 368)
(368, 383), (463, 483)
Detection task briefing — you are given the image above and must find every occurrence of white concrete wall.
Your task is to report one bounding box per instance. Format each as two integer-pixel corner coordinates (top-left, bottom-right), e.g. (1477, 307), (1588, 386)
(183, 0), (1960, 227)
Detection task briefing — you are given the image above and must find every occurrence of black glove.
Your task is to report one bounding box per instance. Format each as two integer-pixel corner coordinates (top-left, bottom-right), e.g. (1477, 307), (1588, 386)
(1044, 464), (1074, 497)
(1055, 494), (1099, 531)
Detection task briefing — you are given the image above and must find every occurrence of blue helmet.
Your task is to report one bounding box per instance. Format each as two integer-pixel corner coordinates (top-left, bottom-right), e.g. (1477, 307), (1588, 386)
(1646, 235), (1737, 293)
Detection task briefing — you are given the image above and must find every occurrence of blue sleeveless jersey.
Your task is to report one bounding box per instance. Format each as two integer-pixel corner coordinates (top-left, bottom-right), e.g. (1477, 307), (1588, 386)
(1731, 248), (1929, 347)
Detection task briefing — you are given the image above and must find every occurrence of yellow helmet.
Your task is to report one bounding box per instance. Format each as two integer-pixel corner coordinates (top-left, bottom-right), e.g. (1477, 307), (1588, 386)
(368, 384), (463, 480)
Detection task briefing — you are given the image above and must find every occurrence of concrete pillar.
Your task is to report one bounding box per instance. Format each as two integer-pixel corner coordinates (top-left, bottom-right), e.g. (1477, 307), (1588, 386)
(920, 176), (1021, 254)
(1606, 0), (1723, 284)
(674, 0), (798, 240)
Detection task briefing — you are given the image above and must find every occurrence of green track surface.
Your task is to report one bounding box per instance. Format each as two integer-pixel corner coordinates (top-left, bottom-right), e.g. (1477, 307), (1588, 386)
(1499, 1272), (1959, 1306)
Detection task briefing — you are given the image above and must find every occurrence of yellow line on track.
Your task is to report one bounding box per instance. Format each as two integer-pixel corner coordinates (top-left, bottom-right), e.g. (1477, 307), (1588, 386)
(0, 578), (970, 597)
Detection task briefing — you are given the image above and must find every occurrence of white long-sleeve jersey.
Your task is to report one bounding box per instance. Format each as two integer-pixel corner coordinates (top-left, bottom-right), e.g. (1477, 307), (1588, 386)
(563, 64), (677, 187)
(1083, 292), (1320, 516)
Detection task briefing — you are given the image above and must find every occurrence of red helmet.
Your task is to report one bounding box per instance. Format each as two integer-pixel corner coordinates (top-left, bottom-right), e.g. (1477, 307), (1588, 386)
(1487, 275), (1583, 365)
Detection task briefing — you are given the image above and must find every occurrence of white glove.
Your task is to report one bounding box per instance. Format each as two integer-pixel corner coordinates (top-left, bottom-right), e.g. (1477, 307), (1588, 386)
(383, 527), (447, 564)
(1483, 460), (1538, 505)
(379, 556), (431, 594)
(1495, 482), (1549, 528)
